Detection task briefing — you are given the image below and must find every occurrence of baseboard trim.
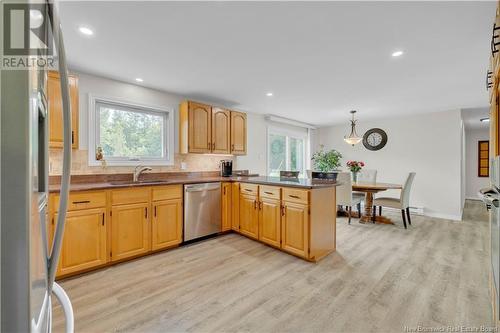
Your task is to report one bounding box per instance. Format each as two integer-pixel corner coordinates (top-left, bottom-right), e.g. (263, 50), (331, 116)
(358, 204), (461, 221)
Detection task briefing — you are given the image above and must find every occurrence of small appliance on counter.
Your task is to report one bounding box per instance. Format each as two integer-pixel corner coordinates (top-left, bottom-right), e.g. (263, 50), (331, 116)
(220, 160), (233, 177)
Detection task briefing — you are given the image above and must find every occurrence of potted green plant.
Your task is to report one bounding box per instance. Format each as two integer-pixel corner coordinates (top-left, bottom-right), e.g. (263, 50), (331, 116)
(311, 146), (342, 180)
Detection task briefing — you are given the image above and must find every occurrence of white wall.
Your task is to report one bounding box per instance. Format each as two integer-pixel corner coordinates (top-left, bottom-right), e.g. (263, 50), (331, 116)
(235, 113), (315, 175)
(316, 110), (463, 220)
(465, 128), (490, 200)
(76, 71), (184, 152)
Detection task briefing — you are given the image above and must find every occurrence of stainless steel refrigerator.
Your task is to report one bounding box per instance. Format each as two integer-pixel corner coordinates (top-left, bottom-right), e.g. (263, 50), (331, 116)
(1, 1), (74, 331)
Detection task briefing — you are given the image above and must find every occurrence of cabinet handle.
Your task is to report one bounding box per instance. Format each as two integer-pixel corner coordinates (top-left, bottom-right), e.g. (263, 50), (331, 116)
(281, 205), (286, 217)
(259, 201), (262, 210)
(254, 200), (257, 210)
(102, 212), (105, 226)
(231, 144), (235, 151)
(244, 189), (252, 192)
(154, 206), (157, 217)
(264, 191), (273, 195)
(71, 130), (74, 144)
(212, 142), (215, 150)
(289, 195), (300, 199)
(145, 207), (148, 219)
(223, 187), (226, 195)
(72, 200), (90, 204)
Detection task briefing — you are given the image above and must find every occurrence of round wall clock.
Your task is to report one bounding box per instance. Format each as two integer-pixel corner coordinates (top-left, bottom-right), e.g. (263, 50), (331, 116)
(363, 128), (388, 151)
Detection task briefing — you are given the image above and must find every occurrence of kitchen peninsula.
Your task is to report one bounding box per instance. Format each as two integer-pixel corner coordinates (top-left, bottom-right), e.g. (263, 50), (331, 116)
(48, 172), (339, 278)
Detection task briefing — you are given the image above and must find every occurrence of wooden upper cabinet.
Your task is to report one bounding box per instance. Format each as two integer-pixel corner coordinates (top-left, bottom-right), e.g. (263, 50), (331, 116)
(231, 111), (247, 155)
(47, 71), (79, 149)
(179, 100), (247, 155)
(212, 108), (231, 154)
(56, 208), (107, 276)
(189, 102), (212, 153)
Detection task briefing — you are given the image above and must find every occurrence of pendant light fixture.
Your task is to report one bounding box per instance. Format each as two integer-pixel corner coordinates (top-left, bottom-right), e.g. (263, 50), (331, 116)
(344, 110), (362, 146)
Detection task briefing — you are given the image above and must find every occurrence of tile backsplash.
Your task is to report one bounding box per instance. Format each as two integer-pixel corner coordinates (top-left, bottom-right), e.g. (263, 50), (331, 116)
(49, 149), (234, 175)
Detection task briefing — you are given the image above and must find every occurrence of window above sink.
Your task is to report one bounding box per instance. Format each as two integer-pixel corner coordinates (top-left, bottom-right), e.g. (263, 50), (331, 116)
(88, 95), (174, 166)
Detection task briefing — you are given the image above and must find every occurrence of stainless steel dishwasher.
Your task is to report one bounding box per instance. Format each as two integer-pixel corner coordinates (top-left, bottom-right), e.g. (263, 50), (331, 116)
(184, 182), (222, 241)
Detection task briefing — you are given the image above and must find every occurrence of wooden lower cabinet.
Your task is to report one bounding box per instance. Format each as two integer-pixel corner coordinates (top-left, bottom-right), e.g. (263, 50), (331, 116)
(281, 201), (309, 258)
(239, 194), (259, 239)
(258, 197), (281, 248)
(152, 199), (183, 251)
(111, 202), (150, 261)
(221, 182), (232, 231)
(231, 182), (240, 231)
(56, 208), (107, 276)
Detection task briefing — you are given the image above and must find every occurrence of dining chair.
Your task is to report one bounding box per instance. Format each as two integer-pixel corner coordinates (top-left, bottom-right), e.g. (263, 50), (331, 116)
(357, 169), (377, 183)
(336, 172), (365, 224)
(372, 172), (416, 229)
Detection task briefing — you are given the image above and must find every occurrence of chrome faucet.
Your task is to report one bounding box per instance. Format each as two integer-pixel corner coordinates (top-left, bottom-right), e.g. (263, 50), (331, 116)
(133, 165), (152, 182)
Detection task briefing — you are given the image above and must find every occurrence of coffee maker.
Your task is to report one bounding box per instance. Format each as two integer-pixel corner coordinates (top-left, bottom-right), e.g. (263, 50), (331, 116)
(220, 160), (233, 177)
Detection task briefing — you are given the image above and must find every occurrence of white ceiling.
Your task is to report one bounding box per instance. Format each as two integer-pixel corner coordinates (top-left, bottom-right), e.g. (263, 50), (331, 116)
(59, 1), (495, 126)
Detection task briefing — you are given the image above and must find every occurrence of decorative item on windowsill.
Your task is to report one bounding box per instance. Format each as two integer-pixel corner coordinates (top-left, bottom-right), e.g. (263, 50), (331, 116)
(311, 145), (342, 181)
(346, 160), (364, 183)
(343, 110), (362, 146)
(95, 146), (107, 168)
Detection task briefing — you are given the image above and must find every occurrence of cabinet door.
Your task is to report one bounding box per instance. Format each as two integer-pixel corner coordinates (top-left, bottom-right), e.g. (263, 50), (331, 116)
(239, 194), (258, 239)
(231, 182), (240, 231)
(56, 208), (107, 276)
(259, 198), (281, 248)
(230, 111), (247, 155)
(48, 71), (79, 149)
(281, 202), (309, 258)
(152, 199), (182, 251)
(212, 107), (231, 154)
(111, 203), (150, 261)
(188, 102), (212, 153)
(221, 183), (232, 231)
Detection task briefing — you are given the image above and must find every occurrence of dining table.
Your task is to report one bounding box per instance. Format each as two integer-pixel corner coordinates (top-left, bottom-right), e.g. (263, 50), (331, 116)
(352, 181), (403, 224)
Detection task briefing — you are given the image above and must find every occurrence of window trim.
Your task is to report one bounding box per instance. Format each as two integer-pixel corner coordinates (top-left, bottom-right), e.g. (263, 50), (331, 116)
(88, 94), (174, 166)
(266, 126), (308, 177)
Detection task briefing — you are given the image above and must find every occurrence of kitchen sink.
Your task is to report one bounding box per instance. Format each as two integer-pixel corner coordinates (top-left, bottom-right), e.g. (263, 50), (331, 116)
(109, 180), (169, 185)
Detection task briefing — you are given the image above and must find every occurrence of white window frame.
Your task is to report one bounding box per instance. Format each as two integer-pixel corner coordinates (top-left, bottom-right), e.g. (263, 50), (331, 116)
(267, 126), (308, 177)
(88, 94), (174, 166)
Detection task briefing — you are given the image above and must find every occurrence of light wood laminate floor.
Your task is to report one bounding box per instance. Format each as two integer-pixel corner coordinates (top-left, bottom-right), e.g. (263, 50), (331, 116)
(53, 200), (492, 333)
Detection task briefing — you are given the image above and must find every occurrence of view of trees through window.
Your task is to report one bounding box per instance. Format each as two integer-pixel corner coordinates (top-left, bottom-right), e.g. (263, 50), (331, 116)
(268, 131), (305, 177)
(98, 104), (165, 159)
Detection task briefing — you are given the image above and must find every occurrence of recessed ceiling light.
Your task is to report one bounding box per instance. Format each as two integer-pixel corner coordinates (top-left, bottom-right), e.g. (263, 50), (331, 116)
(266, 92), (273, 97)
(135, 78), (144, 83)
(391, 50), (404, 57)
(480, 117), (490, 122)
(78, 26), (94, 36)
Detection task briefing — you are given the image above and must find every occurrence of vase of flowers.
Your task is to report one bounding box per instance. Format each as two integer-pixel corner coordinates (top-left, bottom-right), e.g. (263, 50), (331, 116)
(346, 160), (364, 182)
(311, 145), (342, 181)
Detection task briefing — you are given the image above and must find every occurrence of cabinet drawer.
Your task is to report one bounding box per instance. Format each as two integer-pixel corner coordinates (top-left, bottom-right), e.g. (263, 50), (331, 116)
(259, 185), (281, 200)
(152, 185), (182, 201)
(240, 183), (258, 196)
(111, 188), (150, 205)
(53, 191), (106, 212)
(283, 188), (309, 204)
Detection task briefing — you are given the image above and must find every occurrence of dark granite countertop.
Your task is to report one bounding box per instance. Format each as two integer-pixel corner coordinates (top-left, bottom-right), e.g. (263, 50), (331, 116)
(48, 174), (340, 193)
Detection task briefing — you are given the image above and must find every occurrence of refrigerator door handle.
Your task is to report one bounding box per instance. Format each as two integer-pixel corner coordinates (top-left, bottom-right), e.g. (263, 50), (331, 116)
(47, 0), (73, 301)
